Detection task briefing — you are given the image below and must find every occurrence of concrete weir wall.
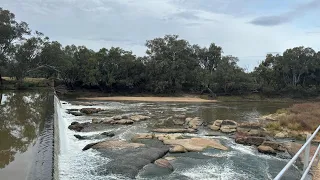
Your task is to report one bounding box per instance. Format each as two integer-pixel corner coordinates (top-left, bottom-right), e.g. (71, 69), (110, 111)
(53, 95), (61, 180)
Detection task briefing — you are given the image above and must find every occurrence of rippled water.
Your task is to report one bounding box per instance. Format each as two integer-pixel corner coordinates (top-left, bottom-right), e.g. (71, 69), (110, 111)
(56, 99), (302, 180)
(0, 91), (54, 180)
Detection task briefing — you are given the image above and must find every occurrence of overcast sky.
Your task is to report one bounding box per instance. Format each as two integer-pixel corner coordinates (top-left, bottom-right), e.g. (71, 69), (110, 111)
(2, 0), (320, 70)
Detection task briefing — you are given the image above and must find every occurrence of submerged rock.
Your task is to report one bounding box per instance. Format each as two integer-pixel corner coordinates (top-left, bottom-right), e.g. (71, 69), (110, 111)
(70, 111), (83, 116)
(80, 108), (102, 114)
(74, 132), (115, 140)
(130, 115), (151, 121)
(112, 119), (134, 125)
(258, 145), (276, 155)
(152, 128), (196, 133)
(163, 137), (228, 151)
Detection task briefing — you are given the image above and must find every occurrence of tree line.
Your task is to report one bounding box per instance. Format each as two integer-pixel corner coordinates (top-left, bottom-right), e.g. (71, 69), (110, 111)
(1, 7), (320, 97)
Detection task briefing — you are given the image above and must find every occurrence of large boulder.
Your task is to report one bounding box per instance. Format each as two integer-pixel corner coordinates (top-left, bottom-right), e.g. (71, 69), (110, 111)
(169, 145), (187, 153)
(95, 143), (169, 178)
(163, 137), (228, 151)
(235, 136), (265, 146)
(130, 115), (150, 121)
(154, 159), (174, 171)
(84, 140), (145, 151)
(185, 117), (203, 129)
(258, 145), (276, 155)
(80, 108), (102, 114)
(152, 128), (196, 133)
(220, 120), (237, 133)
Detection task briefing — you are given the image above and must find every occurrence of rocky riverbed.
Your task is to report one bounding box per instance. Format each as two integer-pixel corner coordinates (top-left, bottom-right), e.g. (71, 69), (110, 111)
(56, 100), (306, 180)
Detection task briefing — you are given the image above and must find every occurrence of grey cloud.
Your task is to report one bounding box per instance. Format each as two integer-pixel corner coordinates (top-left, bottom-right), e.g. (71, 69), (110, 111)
(250, 0), (320, 26)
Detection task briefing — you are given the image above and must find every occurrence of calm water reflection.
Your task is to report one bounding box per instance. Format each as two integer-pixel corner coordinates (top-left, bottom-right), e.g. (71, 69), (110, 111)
(0, 91), (53, 180)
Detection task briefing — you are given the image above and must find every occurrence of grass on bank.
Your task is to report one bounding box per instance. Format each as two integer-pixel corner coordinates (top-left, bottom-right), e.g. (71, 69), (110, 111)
(266, 102), (320, 132)
(1, 77), (52, 90)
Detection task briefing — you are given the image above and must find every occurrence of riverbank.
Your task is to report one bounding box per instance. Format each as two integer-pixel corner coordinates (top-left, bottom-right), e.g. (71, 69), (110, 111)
(0, 77), (53, 90)
(261, 102), (320, 141)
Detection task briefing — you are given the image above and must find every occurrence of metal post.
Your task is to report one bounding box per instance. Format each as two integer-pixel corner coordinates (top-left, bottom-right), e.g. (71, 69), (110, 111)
(303, 134), (311, 172)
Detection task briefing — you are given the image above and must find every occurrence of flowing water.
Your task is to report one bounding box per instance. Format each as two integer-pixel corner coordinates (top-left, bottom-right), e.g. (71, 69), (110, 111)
(0, 91), (304, 180)
(0, 91), (54, 180)
(55, 99), (302, 180)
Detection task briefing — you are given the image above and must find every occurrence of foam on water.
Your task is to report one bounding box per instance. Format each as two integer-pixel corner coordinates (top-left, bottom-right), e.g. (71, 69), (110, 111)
(55, 98), (299, 180)
(179, 162), (253, 180)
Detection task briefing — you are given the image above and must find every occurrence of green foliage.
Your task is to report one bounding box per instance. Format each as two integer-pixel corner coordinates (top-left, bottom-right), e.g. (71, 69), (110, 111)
(1, 7), (320, 97)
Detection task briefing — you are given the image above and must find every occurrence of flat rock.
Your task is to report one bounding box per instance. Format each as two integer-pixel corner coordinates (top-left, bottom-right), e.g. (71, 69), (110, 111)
(152, 128), (196, 133)
(95, 145), (169, 179)
(92, 117), (113, 124)
(220, 126), (236, 133)
(113, 119), (134, 125)
(163, 137), (228, 151)
(169, 145), (187, 153)
(132, 133), (154, 140)
(258, 145), (276, 155)
(164, 156), (176, 161)
(112, 115), (122, 120)
(130, 115), (150, 121)
(155, 134), (183, 141)
(89, 140), (145, 150)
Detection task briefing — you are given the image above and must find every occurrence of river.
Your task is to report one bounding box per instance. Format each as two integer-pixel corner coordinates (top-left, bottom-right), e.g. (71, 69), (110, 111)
(0, 91), (304, 180)
(0, 90), (54, 180)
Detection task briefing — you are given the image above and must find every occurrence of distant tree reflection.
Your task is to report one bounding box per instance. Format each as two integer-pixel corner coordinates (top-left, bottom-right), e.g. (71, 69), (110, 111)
(0, 91), (52, 168)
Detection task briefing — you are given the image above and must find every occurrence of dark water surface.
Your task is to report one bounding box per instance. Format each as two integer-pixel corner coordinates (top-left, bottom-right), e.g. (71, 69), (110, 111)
(0, 91), (54, 180)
